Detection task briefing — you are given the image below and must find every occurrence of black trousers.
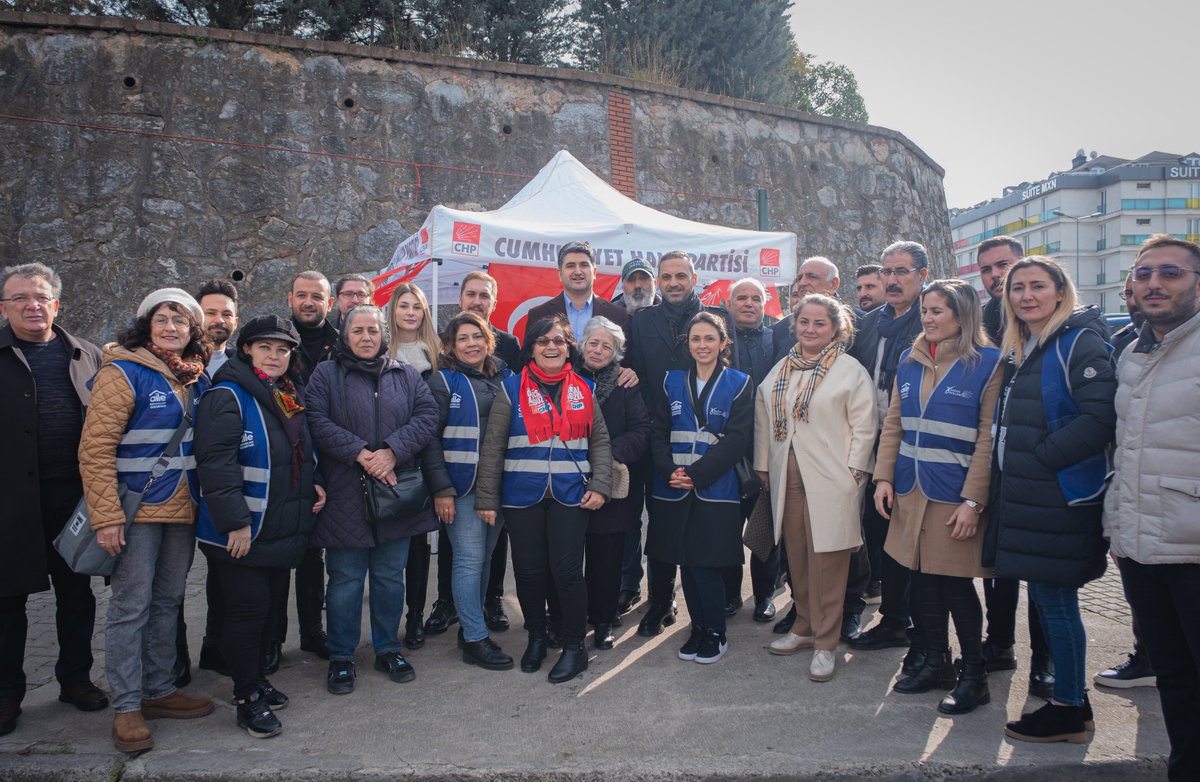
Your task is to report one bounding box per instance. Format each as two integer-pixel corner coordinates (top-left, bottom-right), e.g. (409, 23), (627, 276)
(505, 500), (588, 645)
(585, 531), (625, 626)
(721, 543), (782, 604)
(914, 571), (983, 663)
(982, 576), (1049, 662)
(435, 526), (509, 603)
(1118, 557), (1200, 782)
(646, 556), (677, 605)
(680, 565), (726, 634)
(273, 547), (325, 643)
(0, 478), (96, 700)
(406, 533), (430, 618)
(215, 560), (289, 700)
(860, 483), (910, 626)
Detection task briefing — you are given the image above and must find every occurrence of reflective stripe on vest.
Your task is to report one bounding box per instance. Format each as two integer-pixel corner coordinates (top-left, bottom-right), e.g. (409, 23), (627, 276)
(893, 347), (1000, 503)
(197, 382), (271, 547)
(652, 368), (749, 504)
(439, 369), (482, 495)
(498, 372), (594, 508)
(111, 360), (206, 506)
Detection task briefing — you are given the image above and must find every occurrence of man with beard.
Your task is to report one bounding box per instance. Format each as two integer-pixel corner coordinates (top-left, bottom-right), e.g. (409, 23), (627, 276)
(613, 258), (660, 315)
(628, 251), (737, 635)
(332, 274), (375, 329)
(977, 237), (1021, 345)
(177, 279), (241, 686)
(458, 270), (520, 367)
(855, 265), (885, 312)
(278, 271), (336, 664)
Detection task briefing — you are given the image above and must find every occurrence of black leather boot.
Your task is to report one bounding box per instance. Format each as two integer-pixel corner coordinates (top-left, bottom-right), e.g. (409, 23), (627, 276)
(939, 661), (990, 714)
(592, 624), (615, 650)
(462, 637), (514, 671)
(520, 633), (548, 673)
(637, 599), (678, 637)
(548, 642), (588, 683)
(894, 650), (956, 693)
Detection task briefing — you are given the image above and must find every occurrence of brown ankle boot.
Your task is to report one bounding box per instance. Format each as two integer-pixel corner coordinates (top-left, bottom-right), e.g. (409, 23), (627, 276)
(141, 690), (214, 719)
(113, 711), (154, 752)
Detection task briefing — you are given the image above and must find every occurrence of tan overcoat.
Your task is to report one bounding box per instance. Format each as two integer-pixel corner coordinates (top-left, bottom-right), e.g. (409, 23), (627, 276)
(754, 353), (877, 553)
(875, 339), (1001, 578)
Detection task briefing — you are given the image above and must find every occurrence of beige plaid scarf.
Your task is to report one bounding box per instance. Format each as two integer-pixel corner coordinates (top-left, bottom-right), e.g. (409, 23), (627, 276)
(771, 341), (844, 441)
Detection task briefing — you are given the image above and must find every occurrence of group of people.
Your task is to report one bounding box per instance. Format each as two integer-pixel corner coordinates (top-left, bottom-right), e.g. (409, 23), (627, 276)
(1, 231), (1198, 781)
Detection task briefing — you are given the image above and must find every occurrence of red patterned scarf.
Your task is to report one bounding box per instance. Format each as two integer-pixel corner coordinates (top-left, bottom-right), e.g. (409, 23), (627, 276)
(518, 362), (594, 445)
(145, 342), (205, 386)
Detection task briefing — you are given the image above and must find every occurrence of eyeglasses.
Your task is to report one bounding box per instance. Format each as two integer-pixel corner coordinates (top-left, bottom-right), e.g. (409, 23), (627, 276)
(1132, 264), (1200, 282)
(340, 291), (371, 301)
(534, 336), (568, 347)
(0, 294), (55, 306)
(879, 268), (916, 278)
(151, 315), (191, 329)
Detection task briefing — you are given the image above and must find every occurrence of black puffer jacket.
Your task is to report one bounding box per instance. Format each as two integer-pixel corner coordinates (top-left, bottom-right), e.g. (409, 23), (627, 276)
(580, 362), (651, 535)
(194, 356), (319, 569)
(985, 306), (1116, 587)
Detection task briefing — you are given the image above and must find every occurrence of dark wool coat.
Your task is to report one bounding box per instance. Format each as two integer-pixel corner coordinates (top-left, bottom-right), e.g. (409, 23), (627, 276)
(985, 306), (1117, 587)
(581, 363), (651, 535)
(0, 324), (99, 596)
(646, 364), (753, 568)
(305, 357), (440, 549)
(193, 357), (319, 569)
(628, 301), (738, 417)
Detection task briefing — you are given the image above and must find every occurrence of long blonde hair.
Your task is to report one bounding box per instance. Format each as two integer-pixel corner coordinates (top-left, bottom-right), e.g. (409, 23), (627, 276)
(1000, 256), (1078, 364)
(385, 283), (440, 364)
(908, 279), (987, 366)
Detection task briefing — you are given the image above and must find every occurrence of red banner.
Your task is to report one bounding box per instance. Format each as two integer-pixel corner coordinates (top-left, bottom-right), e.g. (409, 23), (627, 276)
(370, 260), (431, 307)
(699, 279), (784, 318)
(489, 264), (621, 341)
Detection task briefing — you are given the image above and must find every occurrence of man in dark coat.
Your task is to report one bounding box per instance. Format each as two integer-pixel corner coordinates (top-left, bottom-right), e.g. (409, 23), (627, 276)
(0, 262), (108, 736)
(847, 241), (929, 656)
(772, 257), (844, 362)
(978, 236), (1021, 346)
(526, 241), (629, 342)
(627, 250), (737, 635)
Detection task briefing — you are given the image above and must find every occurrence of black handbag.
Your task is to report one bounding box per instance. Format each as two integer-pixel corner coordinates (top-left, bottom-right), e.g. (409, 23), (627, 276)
(734, 456), (764, 518)
(340, 368), (431, 525)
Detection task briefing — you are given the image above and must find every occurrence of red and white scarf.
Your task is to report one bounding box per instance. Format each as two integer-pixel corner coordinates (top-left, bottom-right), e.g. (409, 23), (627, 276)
(518, 362), (594, 445)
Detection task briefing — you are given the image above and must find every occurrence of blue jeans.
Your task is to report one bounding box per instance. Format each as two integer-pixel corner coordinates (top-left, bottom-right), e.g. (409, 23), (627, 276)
(442, 493), (504, 643)
(106, 523), (196, 713)
(1027, 581), (1086, 706)
(325, 537), (411, 661)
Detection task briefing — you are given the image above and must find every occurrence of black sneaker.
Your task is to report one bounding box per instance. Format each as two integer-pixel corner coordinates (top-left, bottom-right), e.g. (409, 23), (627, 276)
(677, 625), (705, 661)
(694, 631), (728, 665)
(1005, 701), (1087, 744)
(260, 682), (288, 710)
(1093, 652), (1155, 689)
(374, 652), (417, 683)
(424, 599), (458, 634)
(299, 630), (330, 660)
(236, 691), (282, 739)
(327, 661), (356, 695)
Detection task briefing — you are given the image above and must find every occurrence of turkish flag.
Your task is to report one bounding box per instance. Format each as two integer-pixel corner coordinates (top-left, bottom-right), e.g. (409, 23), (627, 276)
(489, 264), (621, 341)
(699, 280), (784, 319)
(370, 260), (431, 307)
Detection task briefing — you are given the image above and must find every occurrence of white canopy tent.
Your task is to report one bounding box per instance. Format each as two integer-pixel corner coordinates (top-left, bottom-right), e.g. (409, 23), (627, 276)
(378, 149), (797, 316)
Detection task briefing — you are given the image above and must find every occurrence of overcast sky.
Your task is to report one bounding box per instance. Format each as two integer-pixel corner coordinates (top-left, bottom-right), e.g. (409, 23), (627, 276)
(788, 0), (1196, 209)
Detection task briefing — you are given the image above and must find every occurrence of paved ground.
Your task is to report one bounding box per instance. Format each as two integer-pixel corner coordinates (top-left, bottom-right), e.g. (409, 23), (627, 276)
(0, 538), (1169, 781)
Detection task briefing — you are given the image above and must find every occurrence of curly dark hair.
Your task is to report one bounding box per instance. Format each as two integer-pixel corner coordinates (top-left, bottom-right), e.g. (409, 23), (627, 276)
(685, 311), (732, 367)
(118, 301), (213, 364)
(438, 311), (500, 377)
(515, 314), (583, 372)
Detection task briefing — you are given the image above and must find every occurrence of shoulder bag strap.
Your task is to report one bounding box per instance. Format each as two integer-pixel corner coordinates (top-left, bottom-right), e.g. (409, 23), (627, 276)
(121, 385), (196, 526)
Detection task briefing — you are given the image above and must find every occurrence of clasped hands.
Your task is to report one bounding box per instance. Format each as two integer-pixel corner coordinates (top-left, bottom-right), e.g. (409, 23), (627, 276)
(358, 447), (397, 485)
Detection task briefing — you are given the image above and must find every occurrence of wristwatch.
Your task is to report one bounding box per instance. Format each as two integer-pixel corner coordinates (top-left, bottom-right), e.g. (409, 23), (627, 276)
(965, 500), (985, 515)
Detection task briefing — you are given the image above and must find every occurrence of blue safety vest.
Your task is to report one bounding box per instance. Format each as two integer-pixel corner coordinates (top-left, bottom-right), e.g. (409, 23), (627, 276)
(652, 367), (749, 504)
(894, 347), (1000, 503)
(196, 382), (272, 547)
(438, 369), (498, 496)
(110, 360), (206, 506)
(498, 372), (594, 508)
(1042, 328), (1111, 506)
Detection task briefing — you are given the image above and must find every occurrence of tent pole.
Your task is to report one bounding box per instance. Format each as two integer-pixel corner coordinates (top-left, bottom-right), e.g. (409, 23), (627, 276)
(431, 258), (442, 332)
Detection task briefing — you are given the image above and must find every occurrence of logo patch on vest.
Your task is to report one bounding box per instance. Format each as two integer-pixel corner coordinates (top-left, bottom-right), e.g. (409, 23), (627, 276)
(670, 400), (683, 416)
(449, 392), (462, 410)
(148, 389), (169, 409)
(899, 381), (911, 400)
(707, 406), (728, 420)
(566, 385), (586, 411)
(240, 431), (254, 450)
(944, 386), (975, 400)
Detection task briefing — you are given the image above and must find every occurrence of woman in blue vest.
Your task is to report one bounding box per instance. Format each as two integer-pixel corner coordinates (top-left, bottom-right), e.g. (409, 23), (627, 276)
(648, 312), (753, 665)
(987, 258), (1116, 743)
(305, 306), (440, 695)
(194, 316), (325, 738)
(873, 280), (1003, 714)
(476, 315), (612, 684)
(423, 311), (513, 671)
(79, 288), (213, 753)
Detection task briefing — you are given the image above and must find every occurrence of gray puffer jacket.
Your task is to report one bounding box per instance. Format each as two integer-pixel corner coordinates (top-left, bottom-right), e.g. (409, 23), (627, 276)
(306, 355), (440, 548)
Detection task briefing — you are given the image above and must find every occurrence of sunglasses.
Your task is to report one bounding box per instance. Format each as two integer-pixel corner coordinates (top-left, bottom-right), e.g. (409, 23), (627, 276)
(534, 336), (568, 347)
(1132, 264), (1200, 282)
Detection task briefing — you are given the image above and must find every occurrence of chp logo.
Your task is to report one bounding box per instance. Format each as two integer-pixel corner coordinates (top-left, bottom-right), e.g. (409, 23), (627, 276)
(452, 221), (481, 256)
(759, 248), (781, 277)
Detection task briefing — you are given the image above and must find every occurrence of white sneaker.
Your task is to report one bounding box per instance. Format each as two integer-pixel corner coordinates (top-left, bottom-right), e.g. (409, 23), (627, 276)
(810, 649), (835, 682)
(768, 632), (815, 656)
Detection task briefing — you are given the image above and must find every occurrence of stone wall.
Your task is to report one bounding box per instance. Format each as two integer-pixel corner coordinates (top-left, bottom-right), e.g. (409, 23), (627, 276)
(0, 12), (953, 342)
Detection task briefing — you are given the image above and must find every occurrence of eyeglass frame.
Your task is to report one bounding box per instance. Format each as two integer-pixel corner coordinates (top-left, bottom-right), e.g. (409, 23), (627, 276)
(1131, 264), (1200, 282)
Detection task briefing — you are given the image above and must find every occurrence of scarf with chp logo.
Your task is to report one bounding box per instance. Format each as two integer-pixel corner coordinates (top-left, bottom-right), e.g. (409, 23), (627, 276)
(518, 362), (593, 445)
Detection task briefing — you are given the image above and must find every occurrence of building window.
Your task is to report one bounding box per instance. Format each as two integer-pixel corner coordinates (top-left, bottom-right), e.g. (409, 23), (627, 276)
(1137, 218), (1151, 226)
(1190, 184), (1200, 199)
(1098, 191), (1107, 214)
(1136, 182), (1152, 190)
